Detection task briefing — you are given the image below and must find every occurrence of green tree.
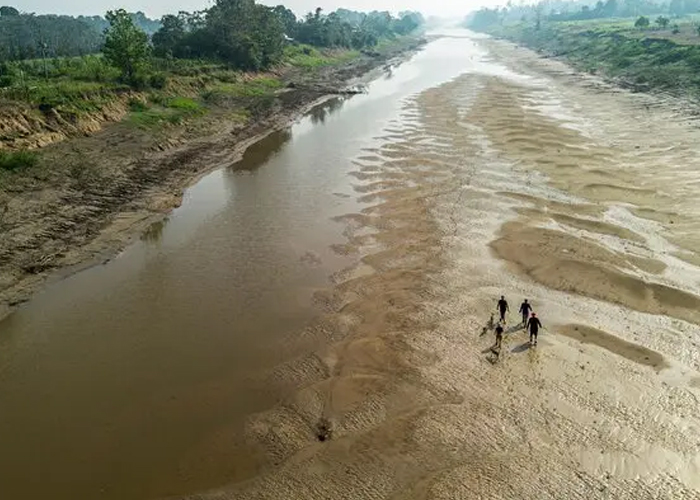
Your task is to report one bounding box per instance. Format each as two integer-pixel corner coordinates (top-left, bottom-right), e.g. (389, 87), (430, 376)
(393, 12), (422, 34)
(0, 13), (103, 62)
(634, 15), (650, 28)
(129, 11), (160, 34)
(655, 15), (670, 29)
(0, 5), (19, 16)
(152, 14), (187, 57)
(203, 0), (284, 70)
(272, 5), (297, 37)
(467, 7), (500, 29)
(534, 3), (543, 30)
(103, 9), (150, 85)
(297, 8), (325, 46)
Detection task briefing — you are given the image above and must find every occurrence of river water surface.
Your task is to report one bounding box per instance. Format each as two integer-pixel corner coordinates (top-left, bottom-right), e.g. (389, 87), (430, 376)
(2, 31), (700, 500)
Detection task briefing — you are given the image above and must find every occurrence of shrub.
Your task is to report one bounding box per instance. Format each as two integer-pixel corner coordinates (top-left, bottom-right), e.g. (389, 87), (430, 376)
(129, 96), (205, 129)
(635, 16), (650, 29)
(0, 74), (14, 88)
(167, 96), (201, 111)
(128, 72), (150, 90)
(0, 61), (16, 88)
(72, 56), (120, 82)
(0, 150), (39, 171)
(128, 98), (149, 112)
(655, 16), (670, 30)
(148, 72), (168, 89)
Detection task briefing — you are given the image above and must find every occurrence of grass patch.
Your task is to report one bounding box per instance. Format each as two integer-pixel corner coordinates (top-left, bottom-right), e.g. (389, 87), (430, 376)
(129, 96), (207, 128)
(0, 55), (127, 114)
(284, 44), (360, 68)
(128, 98), (148, 112)
(167, 96), (203, 111)
(284, 45), (329, 68)
(0, 150), (39, 171)
(202, 75), (282, 101)
(485, 18), (700, 96)
(2, 79), (124, 114)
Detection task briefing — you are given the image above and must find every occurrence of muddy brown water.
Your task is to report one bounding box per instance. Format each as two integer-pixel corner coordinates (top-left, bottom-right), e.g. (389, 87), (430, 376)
(2, 30), (700, 500)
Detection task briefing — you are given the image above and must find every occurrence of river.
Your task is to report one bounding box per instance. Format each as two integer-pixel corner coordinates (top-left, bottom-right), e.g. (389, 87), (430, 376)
(1, 30), (700, 500)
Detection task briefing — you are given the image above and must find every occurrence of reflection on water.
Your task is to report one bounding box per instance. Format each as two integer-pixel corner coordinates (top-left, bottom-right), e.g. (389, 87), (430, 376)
(308, 96), (347, 125)
(232, 129), (293, 172)
(140, 217), (169, 244)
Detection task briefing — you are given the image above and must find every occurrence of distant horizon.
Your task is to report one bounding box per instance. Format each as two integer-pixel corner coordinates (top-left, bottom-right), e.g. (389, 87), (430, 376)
(12, 0), (500, 20)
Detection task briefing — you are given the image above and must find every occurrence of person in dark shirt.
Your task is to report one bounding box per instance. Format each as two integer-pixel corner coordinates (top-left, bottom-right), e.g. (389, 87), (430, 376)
(494, 324), (504, 350)
(496, 295), (509, 323)
(519, 299), (532, 326)
(527, 312), (543, 345)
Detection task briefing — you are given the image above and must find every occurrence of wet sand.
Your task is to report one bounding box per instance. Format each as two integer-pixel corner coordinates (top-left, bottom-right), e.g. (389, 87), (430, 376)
(558, 324), (668, 370)
(181, 33), (700, 499)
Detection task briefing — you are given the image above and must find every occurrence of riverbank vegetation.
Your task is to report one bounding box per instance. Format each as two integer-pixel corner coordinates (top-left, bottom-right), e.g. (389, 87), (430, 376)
(467, 0), (700, 98)
(0, 149), (38, 171)
(0, 1), (424, 157)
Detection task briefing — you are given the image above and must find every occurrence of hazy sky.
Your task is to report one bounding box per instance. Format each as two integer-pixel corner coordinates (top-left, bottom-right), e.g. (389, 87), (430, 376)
(18, 0), (502, 19)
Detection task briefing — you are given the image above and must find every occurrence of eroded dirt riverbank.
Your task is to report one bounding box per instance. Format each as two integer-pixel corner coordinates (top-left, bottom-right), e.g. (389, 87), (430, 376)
(0, 38), (424, 320)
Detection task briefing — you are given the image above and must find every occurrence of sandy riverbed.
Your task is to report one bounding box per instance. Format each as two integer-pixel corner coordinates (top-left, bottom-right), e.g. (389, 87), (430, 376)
(179, 33), (700, 499)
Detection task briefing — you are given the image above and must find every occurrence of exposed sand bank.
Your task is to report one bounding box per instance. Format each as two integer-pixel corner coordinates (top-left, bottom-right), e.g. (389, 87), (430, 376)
(178, 34), (700, 499)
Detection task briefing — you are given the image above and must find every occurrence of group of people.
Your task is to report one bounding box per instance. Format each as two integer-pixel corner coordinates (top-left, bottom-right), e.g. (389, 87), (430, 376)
(493, 295), (542, 349)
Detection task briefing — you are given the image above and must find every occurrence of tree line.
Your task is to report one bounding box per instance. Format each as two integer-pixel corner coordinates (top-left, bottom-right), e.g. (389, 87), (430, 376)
(467, 0), (700, 30)
(150, 2), (423, 69)
(0, 7), (160, 61)
(0, 1), (423, 79)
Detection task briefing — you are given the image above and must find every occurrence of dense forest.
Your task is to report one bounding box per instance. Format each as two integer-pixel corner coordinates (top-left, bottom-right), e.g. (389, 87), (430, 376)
(149, 5), (423, 69)
(0, 1), (423, 71)
(467, 0), (700, 30)
(0, 8), (160, 61)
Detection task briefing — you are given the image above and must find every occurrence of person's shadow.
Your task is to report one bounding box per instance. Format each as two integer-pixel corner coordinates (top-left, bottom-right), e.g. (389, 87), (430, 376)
(511, 341), (531, 354)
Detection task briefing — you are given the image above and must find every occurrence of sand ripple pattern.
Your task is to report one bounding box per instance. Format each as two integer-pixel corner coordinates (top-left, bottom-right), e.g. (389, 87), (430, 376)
(183, 49), (700, 499)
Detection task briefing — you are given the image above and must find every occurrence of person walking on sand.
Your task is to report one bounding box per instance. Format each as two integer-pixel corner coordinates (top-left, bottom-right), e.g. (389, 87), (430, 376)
(497, 295), (509, 323)
(494, 323), (504, 350)
(519, 299), (532, 326)
(527, 312), (543, 346)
